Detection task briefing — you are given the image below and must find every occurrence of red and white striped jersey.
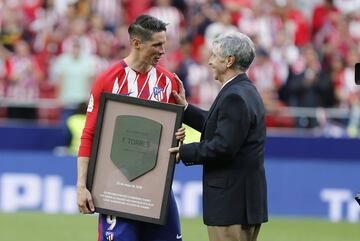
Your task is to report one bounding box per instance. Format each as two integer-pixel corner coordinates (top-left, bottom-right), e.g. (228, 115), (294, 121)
(78, 60), (179, 157)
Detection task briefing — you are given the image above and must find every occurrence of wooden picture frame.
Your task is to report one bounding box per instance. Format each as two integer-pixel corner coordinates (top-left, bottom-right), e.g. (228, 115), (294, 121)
(87, 93), (183, 225)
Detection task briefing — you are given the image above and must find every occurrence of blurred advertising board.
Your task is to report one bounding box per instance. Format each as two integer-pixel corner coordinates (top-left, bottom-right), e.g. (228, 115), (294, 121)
(0, 150), (359, 222)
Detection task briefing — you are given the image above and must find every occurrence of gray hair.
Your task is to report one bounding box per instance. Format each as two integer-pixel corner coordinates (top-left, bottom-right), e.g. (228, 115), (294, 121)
(213, 32), (256, 71)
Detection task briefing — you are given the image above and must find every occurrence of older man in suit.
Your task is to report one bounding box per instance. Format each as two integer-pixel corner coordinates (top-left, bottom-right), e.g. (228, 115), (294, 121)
(170, 32), (268, 241)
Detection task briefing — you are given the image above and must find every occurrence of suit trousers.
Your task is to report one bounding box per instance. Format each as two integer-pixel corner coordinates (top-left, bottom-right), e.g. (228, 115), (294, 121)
(207, 224), (261, 241)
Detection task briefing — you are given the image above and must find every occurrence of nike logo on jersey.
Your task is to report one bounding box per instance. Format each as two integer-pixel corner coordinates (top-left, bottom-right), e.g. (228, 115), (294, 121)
(121, 91), (134, 96)
(176, 234), (182, 239)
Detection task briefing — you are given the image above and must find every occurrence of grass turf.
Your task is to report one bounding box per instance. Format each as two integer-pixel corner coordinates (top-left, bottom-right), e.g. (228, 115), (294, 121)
(0, 213), (359, 241)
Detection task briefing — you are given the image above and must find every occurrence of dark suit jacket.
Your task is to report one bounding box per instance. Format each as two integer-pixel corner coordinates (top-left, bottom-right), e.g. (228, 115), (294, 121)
(179, 73), (268, 226)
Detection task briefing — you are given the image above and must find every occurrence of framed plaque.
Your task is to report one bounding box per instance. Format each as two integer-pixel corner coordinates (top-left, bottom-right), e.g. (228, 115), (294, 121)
(87, 93), (184, 225)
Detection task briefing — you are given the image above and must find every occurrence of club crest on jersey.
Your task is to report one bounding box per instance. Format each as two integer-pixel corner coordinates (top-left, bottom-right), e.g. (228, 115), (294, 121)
(153, 86), (164, 101)
(105, 231), (114, 241)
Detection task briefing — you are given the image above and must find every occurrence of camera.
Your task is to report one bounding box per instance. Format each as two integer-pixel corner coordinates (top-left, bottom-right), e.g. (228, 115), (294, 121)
(355, 193), (360, 206)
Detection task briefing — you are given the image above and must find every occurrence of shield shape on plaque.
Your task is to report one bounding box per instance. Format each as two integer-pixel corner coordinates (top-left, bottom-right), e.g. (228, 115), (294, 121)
(110, 115), (162, 181)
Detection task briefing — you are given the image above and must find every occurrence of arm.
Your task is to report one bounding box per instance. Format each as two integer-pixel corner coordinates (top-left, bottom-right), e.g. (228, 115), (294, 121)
(180, 93), (250, 165)
(183, 104), (208, 132)
(77, 156), (94, 213)
(76, 71), (104, 213)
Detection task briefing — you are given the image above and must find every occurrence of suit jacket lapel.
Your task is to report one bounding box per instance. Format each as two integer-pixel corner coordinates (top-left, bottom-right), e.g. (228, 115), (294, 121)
(200, 73), (248, 138)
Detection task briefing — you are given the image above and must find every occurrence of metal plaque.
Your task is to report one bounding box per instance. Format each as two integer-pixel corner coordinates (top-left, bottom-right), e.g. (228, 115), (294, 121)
(110, 115), (162, 181)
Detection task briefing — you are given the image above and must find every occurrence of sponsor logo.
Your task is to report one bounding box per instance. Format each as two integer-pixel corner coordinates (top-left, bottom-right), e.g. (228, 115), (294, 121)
(176, 234), (182, 239)
(0, 174), (77, 213)
(321, 188), (360, 222)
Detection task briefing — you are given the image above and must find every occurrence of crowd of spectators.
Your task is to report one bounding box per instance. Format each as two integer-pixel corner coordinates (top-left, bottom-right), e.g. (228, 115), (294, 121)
(0, 0), (359, 132)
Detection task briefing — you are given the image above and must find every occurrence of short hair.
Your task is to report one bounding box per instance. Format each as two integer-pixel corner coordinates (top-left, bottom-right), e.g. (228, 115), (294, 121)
(128, 15), (167, 41)
(213, 32), (256, 71)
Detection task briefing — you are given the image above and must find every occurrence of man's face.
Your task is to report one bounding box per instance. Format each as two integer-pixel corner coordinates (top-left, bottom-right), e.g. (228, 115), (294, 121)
(208, 45), (227, 81)
(139, 31), (166, 66)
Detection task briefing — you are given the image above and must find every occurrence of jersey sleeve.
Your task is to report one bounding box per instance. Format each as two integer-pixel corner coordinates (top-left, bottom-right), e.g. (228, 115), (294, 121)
(77, 72), (105, 157)
(167, 73), (179, 104)
(155, 64), (179, 104)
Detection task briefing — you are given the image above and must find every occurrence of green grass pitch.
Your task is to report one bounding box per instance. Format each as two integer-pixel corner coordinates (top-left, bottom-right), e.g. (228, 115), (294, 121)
(0, 213), (359, 241)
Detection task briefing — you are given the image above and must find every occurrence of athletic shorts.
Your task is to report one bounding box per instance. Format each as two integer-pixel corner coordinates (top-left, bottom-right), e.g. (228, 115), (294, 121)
(98, 191), (182, 241)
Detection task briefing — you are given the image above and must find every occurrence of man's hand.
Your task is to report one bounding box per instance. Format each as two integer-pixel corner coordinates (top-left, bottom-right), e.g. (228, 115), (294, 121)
(172, 74), (188, 106)
(175, 127), (186, 142)
(77, 186), (95, 214)
(169, 146), (180, 163)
